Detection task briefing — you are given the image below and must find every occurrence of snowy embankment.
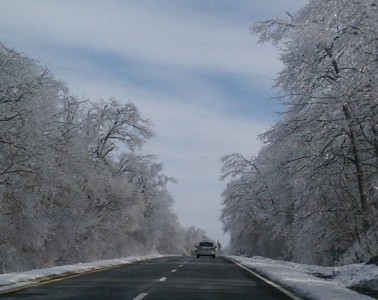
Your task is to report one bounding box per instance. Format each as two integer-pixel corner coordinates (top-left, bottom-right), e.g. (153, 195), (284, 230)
(229, 256), (378, 300)
(2, 254), (377, 299)
(0, 254), (166, 293)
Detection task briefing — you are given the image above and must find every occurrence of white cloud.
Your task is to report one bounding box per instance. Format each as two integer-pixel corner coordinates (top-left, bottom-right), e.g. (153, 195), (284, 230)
(53, 70), (269, 245)
(1, 0), (282, 80)
(0, 0), (308, 246)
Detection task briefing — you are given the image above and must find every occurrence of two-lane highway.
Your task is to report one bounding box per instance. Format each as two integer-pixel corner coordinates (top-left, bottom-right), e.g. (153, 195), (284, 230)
(0, 256), (299, 299)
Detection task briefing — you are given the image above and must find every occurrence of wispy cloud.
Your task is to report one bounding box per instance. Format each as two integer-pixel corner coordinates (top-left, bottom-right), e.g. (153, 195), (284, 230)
(1, 0), (283, 77)
(0, 0), (307, 245)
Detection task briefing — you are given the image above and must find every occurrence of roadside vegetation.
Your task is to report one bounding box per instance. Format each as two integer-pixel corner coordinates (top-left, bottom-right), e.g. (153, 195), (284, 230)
(0, 43), (208, 273)
(221, 0), (378, 265)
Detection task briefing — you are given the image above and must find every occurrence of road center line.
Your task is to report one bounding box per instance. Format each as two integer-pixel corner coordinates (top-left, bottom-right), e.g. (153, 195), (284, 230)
(133, 293), (148, 300)
(178, 265), (183, 268)
(158, 277), (167, 282)
(171, 269), (177, 272)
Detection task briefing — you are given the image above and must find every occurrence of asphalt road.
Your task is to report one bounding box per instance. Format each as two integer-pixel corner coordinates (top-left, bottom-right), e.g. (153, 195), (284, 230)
(0, 256), (297, 300)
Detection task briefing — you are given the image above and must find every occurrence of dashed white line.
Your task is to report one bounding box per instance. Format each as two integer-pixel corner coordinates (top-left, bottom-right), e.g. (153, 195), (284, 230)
(171, 269), (177, 273)
(178, 265), (183, 268)
(158, 277), (167, 282)
(133, 293), (148, 300)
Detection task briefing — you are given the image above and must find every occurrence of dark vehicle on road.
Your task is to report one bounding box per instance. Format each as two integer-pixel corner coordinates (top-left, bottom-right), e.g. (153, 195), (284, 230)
(196, 241), (216, 258)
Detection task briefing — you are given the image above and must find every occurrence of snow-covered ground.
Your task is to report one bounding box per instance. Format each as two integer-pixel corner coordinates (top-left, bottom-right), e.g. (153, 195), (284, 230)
(229, 255), (378, 300)
(1, 254), (377, 299)
(0, 254), (166, 293)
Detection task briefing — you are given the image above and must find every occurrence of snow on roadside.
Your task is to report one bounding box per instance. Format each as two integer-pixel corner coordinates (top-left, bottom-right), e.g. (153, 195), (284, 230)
(0, 254), (167, 292)
(2, 254), (377, 299)
(228, 255), (378, 300)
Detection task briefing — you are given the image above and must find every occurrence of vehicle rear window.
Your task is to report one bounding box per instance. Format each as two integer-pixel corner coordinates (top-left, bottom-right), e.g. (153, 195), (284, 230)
(199, 242), (214, 247)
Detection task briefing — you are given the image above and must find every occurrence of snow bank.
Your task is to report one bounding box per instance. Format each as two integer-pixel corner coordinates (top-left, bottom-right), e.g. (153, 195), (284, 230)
(0, 254), (166, 292)
(2, 254), (377, 299)
(228, 256), (378, 300)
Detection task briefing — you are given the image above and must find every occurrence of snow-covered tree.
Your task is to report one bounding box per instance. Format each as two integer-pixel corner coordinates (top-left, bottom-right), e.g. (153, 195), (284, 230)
(0, 42), (186, 272)
(221, 0), (378, 265)
(183, 226), (210, 255)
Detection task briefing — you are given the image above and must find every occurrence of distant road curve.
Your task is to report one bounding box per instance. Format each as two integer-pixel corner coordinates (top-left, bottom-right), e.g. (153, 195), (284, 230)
(0, 256), (300, 300)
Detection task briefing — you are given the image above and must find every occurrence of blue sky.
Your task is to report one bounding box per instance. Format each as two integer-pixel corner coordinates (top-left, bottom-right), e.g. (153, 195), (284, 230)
(0, 0), (308, 246)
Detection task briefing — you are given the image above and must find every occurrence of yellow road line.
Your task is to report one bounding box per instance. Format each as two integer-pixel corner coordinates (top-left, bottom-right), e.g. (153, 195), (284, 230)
(0, 261), (135, 295)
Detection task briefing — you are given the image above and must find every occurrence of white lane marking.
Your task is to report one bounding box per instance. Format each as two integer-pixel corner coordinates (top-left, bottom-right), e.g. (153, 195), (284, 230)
(133, 293), (148, 300)
(178, 265), (183, 268)
(171, 269), (177, 272)
(158, 277), (167, 282)
(227, 258), (303, 300)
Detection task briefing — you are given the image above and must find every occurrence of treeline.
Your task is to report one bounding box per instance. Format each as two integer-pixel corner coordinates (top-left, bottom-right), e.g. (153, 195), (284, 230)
(0, 43), (204, 273)
(221, 0), (378, 266)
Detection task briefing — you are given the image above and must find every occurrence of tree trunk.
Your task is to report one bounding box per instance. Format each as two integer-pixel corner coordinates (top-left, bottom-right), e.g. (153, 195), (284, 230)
(342, 103), (370, 217)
